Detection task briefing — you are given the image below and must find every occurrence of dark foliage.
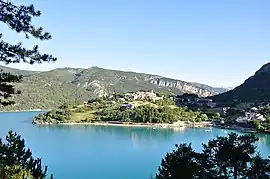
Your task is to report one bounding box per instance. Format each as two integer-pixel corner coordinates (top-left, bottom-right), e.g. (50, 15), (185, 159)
(34, 109), (72, 123)
(155, 143), (200, 179)
(97, 105), (207, 123)
(0, 130), (52, 179)
(213, 65), (270, 103)
(155, 133), (270, 179)
(0, 0), (56, 105)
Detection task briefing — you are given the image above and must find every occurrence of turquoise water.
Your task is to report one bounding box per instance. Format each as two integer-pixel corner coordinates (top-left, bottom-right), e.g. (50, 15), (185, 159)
(0, 112), (270, 179)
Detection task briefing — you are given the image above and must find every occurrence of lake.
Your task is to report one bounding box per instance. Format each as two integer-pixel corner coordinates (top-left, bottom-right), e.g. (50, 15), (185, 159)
(0, 111), (270, 179)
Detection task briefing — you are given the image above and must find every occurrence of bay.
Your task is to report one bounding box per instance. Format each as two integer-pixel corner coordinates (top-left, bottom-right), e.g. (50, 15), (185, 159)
(0, 111), (270, 179)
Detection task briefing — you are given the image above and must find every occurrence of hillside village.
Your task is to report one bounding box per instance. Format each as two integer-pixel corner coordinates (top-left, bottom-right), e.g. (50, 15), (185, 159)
(33, 87), (270, 133)
(104, 90), (270, 132)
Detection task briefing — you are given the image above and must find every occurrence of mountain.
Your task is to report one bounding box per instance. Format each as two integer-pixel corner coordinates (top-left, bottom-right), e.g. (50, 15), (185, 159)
(0, 65), (228, 111)
(188, 82), (229, 94)
(213, 62), (270, 104)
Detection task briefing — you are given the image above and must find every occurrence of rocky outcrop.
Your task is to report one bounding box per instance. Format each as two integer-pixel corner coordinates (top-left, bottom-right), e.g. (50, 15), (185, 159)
(87, 80), (108, 97)
(149, 79), (215, 97)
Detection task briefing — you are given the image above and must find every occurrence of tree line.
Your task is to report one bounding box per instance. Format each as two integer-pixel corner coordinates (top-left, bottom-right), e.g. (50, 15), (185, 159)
(97, 105), (208, 123)
(155, 133), (270, 179)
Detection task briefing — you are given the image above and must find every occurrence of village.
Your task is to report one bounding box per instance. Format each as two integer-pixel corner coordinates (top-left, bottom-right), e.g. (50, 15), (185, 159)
(103, 90), (270, 132)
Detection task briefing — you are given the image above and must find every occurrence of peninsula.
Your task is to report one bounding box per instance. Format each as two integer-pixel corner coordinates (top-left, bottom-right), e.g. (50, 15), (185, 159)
(33, 91), (214, 128)
(33, 90), (270, 134)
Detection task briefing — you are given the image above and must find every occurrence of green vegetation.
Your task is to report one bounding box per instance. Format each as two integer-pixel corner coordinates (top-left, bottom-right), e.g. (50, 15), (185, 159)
(0, 65), (227, 111)
(97, 105), (208, 123)
(249, 117), (270, 131)
(35, 109), (72, 123)
(213, 63), (270, 104)
(34, 98), (209, 124)
(203, 111), (221, 119)
(248, 105), (270, 131)
(153, 98), (175, 106)
(0, 1), (55, 178)
(0, 130), (52, 179)
(155, 133), (270, 179)
(0, 0), (56, 106)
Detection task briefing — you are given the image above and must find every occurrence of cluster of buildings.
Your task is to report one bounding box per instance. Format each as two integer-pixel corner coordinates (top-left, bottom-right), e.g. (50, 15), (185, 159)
(235, 107), (266, 124)
(174, 94), (217, 108)
(214, 106), (267, 128)
(121, 90), (164, 102)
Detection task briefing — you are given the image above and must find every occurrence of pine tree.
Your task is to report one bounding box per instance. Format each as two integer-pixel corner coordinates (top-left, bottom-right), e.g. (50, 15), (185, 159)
(0, 130), (53, 179)
(0, 1), (55, 178)
(155, 133), (270, 179)
(0, 0), (56, 105)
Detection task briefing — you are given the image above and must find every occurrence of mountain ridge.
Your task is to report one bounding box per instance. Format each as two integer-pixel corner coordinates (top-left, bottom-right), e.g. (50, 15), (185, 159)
(0, 65), (228, 111)
(213, 62), (270, 104)
(3, 65), (229, 91)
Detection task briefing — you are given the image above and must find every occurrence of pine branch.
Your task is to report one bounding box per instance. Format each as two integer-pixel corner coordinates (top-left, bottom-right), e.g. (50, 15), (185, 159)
(0, 35), (57, 64)
(0, 0), (50, 40)
(0, 1), (57, 106)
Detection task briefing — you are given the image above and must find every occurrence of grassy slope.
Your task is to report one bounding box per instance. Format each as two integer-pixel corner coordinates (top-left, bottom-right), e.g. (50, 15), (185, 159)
(70, 101), (158, 122)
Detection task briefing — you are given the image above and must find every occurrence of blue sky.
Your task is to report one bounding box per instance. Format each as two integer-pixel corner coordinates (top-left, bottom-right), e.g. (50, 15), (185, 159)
(1, 0), (269, 87)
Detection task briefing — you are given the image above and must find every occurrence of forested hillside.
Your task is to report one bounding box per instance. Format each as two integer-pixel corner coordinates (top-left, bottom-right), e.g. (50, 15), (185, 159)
(0, 65), (228, 111)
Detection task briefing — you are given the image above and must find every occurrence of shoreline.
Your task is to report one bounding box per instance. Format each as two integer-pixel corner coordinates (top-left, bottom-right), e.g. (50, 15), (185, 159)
(214, 125), (270, 135)
(0, 109), (48, 113)
(3, 109), (268, 134)
(34, 120), (270, 134)
(34, 121), (213, 129)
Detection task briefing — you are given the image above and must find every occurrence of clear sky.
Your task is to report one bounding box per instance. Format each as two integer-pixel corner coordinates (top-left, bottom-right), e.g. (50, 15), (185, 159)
(1, 0), (269, 87)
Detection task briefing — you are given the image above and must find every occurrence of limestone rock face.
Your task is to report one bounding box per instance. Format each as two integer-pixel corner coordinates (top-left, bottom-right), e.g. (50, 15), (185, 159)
(149, 79), (216, 97)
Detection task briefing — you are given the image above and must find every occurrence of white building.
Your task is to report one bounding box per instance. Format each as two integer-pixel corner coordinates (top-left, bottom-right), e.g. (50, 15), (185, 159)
(124, 90), (162, 101)
(236, 112), (265, 123)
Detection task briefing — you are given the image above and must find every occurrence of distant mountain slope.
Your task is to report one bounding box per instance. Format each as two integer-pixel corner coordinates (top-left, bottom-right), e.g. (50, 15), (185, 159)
(0, 65), (228, 111)
(0, 65), (39, 76)
(213, 62), (270, 103)
(189, 82), (229, 94)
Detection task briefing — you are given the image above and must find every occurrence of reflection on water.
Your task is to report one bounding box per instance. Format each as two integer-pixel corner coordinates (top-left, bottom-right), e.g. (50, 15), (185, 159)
(258, 134), (270, 148)
(36, 124), (270, 150)
(41, 124), (180, 144)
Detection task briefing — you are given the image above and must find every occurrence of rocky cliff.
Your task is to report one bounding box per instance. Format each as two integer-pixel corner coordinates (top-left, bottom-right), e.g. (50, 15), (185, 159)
(149, 78), (214, 97)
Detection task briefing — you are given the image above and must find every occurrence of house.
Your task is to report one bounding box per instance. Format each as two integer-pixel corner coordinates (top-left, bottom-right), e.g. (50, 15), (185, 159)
(124, 92), (134, 100)
(175, 93), (217, 108)
(251, 107), (259, 111)
(255, 114), (266, 122)
(119, 98), (126, 102)
(196, 99), (217, 108)
(121, 103), (134, 109)
(235, 112), (265, 124)
(153, 96), (164, 101)
(134, 90), (156, 100)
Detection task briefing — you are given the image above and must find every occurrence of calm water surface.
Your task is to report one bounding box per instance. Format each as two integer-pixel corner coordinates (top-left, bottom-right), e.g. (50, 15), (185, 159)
(0, 111), (270, 179)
